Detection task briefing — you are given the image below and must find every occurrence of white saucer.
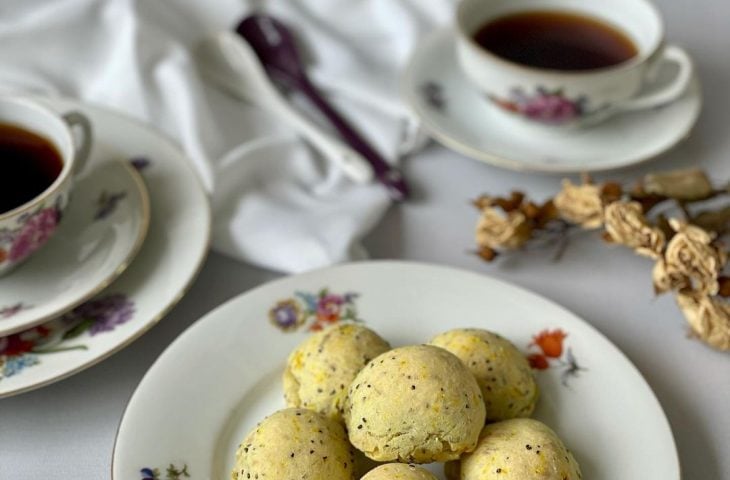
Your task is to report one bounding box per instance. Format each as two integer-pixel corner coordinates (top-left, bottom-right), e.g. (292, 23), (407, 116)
(112, 262), (679, 480)
(0, 160), (150, 336)
(403, 28), (702, 173)
(0, 98), (210, 398)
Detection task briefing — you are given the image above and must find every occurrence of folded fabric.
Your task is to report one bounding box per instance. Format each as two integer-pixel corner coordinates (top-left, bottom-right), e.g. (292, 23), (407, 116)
(0, 0), (455, 273)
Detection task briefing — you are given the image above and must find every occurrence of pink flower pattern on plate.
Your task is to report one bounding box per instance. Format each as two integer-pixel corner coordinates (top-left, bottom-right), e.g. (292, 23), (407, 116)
(521, 93), (582, 123)
(8, 207), (60, 263)
(490, 87), (588, 125)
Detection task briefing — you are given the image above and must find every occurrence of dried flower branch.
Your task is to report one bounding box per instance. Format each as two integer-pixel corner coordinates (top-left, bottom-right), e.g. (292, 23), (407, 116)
(473, 167), (730, 351)
(676, 293), (730, 350)
(553, 179), (604, 228)
(604, 201), (665, 258)
(472, 192), (562, 261)
(642, 168), (713, 200)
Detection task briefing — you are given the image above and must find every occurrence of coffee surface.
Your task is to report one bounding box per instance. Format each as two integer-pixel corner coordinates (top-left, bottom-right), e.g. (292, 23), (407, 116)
(473, 10), (638, 71)
(0, 123), (63, 214)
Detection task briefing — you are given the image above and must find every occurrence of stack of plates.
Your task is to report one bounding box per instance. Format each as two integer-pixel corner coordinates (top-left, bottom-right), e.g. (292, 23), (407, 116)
(0, 99), (211, 398)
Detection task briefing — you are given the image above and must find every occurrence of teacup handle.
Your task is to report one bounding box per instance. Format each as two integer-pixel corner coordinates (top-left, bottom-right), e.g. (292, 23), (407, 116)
(62, 111), (93, 175)
(617, 45), (694, 113)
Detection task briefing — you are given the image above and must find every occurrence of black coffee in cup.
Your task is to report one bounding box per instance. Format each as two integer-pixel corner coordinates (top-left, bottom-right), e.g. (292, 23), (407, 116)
(472, 10), (638, 71)
(0, 123), (63, 214)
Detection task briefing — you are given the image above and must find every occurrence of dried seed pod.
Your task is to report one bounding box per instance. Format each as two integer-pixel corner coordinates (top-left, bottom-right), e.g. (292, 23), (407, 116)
(642, 168), (713, 201)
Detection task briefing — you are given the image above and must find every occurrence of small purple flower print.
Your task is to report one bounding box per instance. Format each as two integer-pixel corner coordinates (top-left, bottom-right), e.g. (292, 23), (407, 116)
(130, 157), (151, 171)
(0, 303), (31, 319)
(94, 191), (127, 220)
(140, 464), (190, 480)
(140, 468), (158, 480)
(269, 299), (303, 331)
(61, 294), (135, 335)
(9, 207), (60, 262)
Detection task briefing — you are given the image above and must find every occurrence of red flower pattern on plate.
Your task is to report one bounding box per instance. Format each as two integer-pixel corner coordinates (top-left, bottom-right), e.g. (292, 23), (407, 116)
(531, 329), (568, 358)
(527, 328), (584, 386)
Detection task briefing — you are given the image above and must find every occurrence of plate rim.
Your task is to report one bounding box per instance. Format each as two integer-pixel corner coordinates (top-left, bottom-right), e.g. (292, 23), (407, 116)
(111, 259), (681, 480)
(0, 158), (152, 336)
(0, 96), (212, 398)
(401, 27), (703, 174)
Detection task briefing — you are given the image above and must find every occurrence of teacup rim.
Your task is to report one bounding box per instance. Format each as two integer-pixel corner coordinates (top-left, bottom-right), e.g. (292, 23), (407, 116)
(0, 96), (76, 222)
(455, 0), (665, 78)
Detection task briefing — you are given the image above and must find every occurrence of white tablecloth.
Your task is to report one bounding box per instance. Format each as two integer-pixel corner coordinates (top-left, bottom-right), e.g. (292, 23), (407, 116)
(1, 0), (729, 478)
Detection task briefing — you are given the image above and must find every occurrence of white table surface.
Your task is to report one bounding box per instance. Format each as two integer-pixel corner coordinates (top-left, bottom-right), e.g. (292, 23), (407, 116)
(2, 0), (729, 478)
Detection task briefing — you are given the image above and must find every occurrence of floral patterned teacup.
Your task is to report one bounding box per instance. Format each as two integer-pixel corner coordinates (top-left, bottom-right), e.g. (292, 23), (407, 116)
(0, 97), (92, 276)
(456, 0), (694, 127)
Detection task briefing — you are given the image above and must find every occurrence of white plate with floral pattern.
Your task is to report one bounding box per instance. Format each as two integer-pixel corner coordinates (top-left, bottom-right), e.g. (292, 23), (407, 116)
(0, 159), (150, 336)
(403, 28), (701, 173)
(0, 97), (210, 398)
(113, 262), (679, 480)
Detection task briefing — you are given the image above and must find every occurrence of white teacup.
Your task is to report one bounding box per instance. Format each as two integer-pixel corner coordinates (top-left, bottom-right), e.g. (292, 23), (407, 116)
(0, 97), (92, 277)
(456, 0), (694, 127)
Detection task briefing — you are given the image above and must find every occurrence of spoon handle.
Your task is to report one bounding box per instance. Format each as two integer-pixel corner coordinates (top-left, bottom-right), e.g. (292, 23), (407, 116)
(296, 77), (410, 201)
(263, 94), (375, 184)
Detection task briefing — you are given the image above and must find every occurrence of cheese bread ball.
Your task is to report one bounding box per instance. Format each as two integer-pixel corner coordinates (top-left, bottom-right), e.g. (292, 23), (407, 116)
(283, 323), (390, 421)
(430, 328), (538, 421)
(460, 418), (582, 480)
(345, 345), (486, 463)
(361, 463), (438, 480)
(230, 408), (354, 480)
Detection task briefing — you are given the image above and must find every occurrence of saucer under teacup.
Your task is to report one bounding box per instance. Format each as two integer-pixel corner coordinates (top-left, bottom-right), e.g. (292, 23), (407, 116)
(0, 158), (150, 336)
(402, 28), (702, 173)
(0, 97), (210, 399)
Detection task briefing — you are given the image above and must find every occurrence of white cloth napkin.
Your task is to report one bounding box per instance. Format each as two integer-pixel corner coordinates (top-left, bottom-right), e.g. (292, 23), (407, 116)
(0, 0), (455, 273)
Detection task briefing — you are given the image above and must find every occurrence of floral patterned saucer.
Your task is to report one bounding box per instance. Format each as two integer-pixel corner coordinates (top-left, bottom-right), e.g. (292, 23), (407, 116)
(113, 262), (679, 480)
(0, 159), (150, 337)
(0, 98), (210, 398)
(402, 29), (701, 173)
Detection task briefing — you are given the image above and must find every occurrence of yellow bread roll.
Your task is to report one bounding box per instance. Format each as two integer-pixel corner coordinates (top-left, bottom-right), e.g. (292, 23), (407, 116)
(460, 418), (582, 480)
(431, 328), (538, 421)
(231, 408), (354, 480)
(283, 323), (390, 421)
(361, 463), (439, 480)
(345, 345), (486, 463)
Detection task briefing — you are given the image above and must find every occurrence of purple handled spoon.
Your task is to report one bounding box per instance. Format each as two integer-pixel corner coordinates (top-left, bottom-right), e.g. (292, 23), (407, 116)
(235, 14), (410, 201)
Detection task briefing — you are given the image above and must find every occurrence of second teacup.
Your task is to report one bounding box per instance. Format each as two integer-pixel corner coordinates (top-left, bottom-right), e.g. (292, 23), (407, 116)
(455, 0), (694, 127)
(0, 97), (92, 277)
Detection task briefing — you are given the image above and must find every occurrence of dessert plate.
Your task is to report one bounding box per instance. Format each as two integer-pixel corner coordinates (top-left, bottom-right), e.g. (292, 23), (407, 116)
(0, 159), (150, 336)
(403, 28), (702, 173)
(0, 97), (210, 398)
(113, 262), (679, 480)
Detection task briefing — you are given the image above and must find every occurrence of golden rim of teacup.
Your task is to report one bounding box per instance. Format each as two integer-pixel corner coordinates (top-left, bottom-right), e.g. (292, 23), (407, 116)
(0, 97), (76, 222)
(455, 0), (665, 78)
